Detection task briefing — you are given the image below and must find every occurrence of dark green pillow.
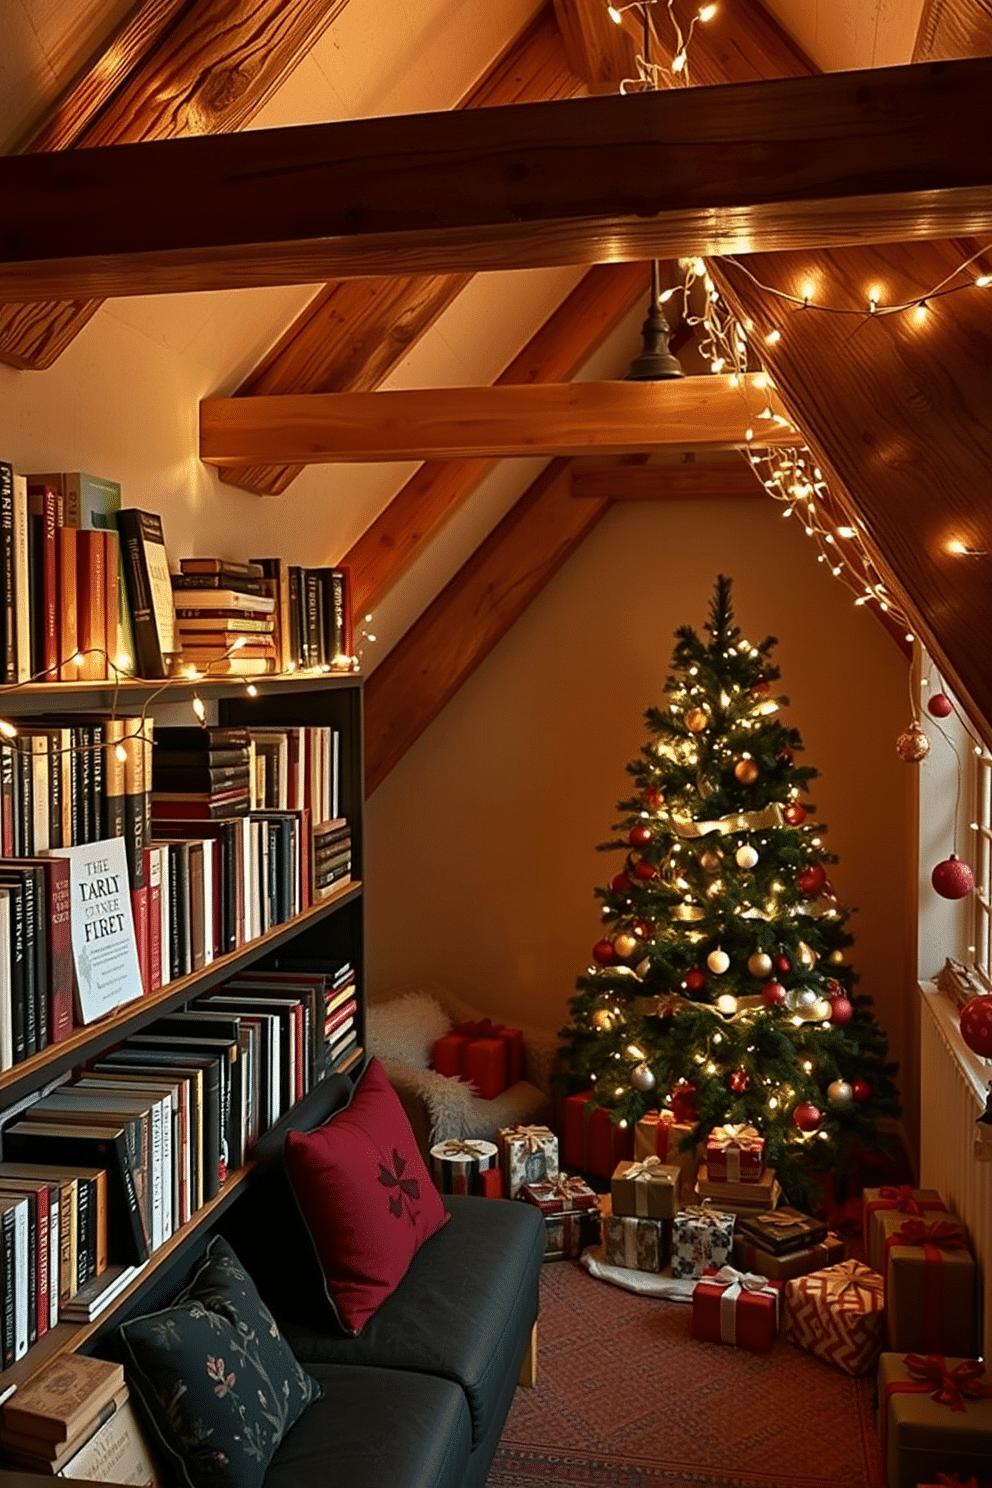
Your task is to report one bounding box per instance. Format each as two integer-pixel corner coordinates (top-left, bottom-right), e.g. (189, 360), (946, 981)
(119, 1236), (319, 1488)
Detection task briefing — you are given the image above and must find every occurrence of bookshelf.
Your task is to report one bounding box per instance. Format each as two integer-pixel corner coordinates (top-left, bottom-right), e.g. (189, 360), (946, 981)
(0, 667), (366, 1397)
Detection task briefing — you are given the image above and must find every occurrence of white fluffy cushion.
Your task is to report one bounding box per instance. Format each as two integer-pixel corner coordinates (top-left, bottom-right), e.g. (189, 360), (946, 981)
(378, 1058), (551, 1145)
(365, 991), (451, 1069)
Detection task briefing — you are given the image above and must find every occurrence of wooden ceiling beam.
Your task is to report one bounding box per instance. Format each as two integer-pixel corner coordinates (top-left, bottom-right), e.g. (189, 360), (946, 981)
(3, 59), (992, 303)
(551, 0), (640, 92)
(913, 0), (992, 60)
(343, 260), (650, 617)
(0, 0), (352, 370)
(571, 462), (764, 501)
(200, 374), (794, 466)
(219, 6), (582, 496)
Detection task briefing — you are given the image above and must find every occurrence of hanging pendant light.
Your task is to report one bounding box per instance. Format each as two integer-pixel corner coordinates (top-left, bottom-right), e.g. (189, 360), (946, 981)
(625, 260), (684, 380)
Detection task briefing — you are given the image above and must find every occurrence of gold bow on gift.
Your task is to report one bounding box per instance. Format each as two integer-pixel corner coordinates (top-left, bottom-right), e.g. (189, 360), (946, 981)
(504, 1124), (552, 1153)
(680, 1205), (731, 1228)
(710, 1123), (762, 1151)
(817, 1260), (883, 1305)
(754, 1212), (806, 1232)
(438, 1140), (490, 1159)
(625, 1157), (676, 1184)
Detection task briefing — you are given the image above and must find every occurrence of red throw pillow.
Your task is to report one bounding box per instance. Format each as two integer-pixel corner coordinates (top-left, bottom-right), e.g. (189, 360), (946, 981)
(283, 1056), (449, 1334)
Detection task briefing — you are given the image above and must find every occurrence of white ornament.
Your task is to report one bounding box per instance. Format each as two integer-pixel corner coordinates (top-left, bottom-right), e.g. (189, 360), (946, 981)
(631, 1062), (657, 1093)
(827, 1079), (854, 1105)
(706, 949), (731, 975)
(810, 998), (833, 1021)
(735, 845), (760, 869)
(715, 993), (738, 1016)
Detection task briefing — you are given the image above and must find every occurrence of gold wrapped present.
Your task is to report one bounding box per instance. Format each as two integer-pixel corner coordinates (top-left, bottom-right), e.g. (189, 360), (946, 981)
(634, 1111), (701, 1193)
(611, 1157), (680, 1220)
(878, 1352), (992, 1488)
(883, 1216), (977, 1358)
(862, 1185), (947, 1270)
(733, 1231), (844, 1281)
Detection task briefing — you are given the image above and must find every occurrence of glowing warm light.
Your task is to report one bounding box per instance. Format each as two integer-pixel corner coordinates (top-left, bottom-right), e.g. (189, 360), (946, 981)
(977, 274), (992, 288)
(0, 719), (16, 740)
(607, 4), (623, 21)
(192, 696), (206, 723)
(764, 329), (781, 345)
(115, 742), (128, 764)
(913, 301), (929, 324)
(672, 50), (687, 71)
(246, 684), (258, 697)
(698, 3), (717, 19)
(836, 525), (856, 538)
(867, 285), (882, 312)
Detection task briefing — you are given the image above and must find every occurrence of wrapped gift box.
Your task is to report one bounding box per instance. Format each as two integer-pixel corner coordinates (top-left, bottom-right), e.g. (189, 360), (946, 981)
(705, 1123), (766, 1183)
(883, 1217), (976, 1357)
(431, 1019), (524, 1100)
(562, 1092), (634, 1178)
(691, 1265), (781, 1351)
(497, 1123), (559, 1198)
(542, 1207), (601, 1262)
(733, 1231), (844, 1281)
(863, 1185), (947, 1271)
(611, 1158), (680, 1220)
(696, 1165), (781, 1218)
(603, 1211), (669, 1272)
(519, 1173), (599, 1216)
(671, 1205), (736, 1279)
(430, 1138), (500, 1196)
(878, 1351), (992, 1488)
(736, 1206), (828, 1256)
(915, 1477), (990, 1488)
(634, 1111), (701, 1194)
(782, 1258), (885, 1376)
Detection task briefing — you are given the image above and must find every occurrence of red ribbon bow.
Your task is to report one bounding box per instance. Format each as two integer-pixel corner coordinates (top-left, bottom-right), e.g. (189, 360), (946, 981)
(453, 1018), (505, 1039)
(879, 1183), (925, 1214)
(902, 1354), (992, 1412)
(891, 1219), (964, 1249)
(933, 1474), (983, 1488)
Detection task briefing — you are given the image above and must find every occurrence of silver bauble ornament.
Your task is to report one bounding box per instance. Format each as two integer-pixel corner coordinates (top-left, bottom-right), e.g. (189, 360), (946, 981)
(735, 845), (760, 869)
(827, 1079), (854, 1105)
(706, 948), (731, 975)
(787, 987), (819, 1013)
(630, 1062), (657, 1093)
(747, 951), (773, 979)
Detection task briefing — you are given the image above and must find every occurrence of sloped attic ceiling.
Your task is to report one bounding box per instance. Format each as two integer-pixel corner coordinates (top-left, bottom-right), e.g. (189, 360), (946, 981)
(2, 0), (991, 774)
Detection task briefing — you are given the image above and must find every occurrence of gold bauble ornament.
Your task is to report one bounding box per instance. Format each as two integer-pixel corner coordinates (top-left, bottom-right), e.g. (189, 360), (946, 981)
(896, 722), (930, 763)
(747, 951), (773, 979)
(613, 932), (640, 959)
(797, 940), (817, 969)
(685, 708), (709, 733)
(592, 1008), (614, 1031)
(734, 758), (760, 785)
(828, 950), (845, 966)
(700, 849), (722, 873)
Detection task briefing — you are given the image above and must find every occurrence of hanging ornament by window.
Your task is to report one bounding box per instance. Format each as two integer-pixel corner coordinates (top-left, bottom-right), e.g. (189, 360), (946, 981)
(927, 692), (954, 718)
(931, 855), (975, 900)
(896, 722), (930, 762)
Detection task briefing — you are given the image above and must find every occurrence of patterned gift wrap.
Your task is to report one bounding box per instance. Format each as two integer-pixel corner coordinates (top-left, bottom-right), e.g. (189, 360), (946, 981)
(431, 1019), (524, 1100)
(562, 1092), (634, 1179)
(736, 1206), (828, 1256)
(603, 1212), (670, 1273)
(705, 1123), (766, 1183)
(429, 1138), (499, 1196)
(696, 1165), (781, 1218)
(691, 1265), (781, 1351)
(542, 1207), (601, 1262)
(634, 1111), (701, 1193)
(733, 1231), (844, 1281)
(863, 1185), (947, 1271)
(782, 1258), (885, 1375)
(878, 1351), (992, 1488)
(611, 1157), (680, 1220)
(883, 1217), (976, 1357)
(671, 1205), (736, 1279)
(519, 1173), (599, 1216)
(497, 1123), (559, 1198)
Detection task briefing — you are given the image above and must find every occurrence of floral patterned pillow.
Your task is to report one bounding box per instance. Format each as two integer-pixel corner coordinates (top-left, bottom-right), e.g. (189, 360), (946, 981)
(119, 1236), (319, 1488)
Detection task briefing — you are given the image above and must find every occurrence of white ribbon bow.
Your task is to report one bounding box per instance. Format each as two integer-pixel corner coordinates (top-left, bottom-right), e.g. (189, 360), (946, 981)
(707, 1264), (779, 1344)
(625, 1156), (675, 1183)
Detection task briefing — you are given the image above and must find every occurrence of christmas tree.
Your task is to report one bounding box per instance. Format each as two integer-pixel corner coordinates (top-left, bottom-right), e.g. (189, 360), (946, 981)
(559, 575), (900, 1210)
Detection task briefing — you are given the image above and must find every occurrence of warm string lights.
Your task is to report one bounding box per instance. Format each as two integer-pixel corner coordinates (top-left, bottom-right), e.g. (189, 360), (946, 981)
(607, 0), (717, 91)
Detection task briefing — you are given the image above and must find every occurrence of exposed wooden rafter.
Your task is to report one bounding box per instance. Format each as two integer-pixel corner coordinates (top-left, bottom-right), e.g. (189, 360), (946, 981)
(571, 462), (763, 501)
(2, 59), (992, 303)
(0, 0), (351, 370)
(913, 0), (992, 59)
(551, 0), (639, 92)
(219, 6), (582, 496)
(200, 374), (792, 465)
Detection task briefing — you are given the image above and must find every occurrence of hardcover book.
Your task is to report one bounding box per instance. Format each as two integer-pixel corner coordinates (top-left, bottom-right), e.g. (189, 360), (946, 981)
(1, 1353), (124, 1443)
(49, 836), (144, 1025)
(116, 510), (176, 680)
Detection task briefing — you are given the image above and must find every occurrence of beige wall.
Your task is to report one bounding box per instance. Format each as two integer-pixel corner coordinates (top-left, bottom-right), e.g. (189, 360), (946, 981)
(365, 494), (920, 1152)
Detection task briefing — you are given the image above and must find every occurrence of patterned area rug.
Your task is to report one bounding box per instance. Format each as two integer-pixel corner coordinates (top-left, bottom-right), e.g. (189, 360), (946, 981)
(488, 1259), (886, 1488)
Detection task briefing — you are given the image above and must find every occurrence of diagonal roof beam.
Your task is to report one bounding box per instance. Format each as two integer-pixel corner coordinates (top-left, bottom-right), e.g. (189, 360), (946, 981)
(219, 6), (583, 496)
(0, 0), (352, 369)
(2, 58), (991, 302)
(913, 0), (992, 59)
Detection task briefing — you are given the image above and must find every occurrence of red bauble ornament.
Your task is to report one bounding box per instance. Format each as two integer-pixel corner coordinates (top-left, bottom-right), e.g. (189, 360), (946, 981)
(611, 873), (630, 893)
(734, 758), (760, 785)
(826, 978), (843, 997)
(684, 968), (706, 992)
(633, 859), (658, 882)
(779, 746), (794, 764)
(632, 919), (654, 939)
(830, 996), (854, 1026)
(644, 786), (665, 809)
(762, 980), (787, 1007)
(850, 1077), (872, 1104)
(728, 1069), (750, 1093)
(792, 1102), (822, 1133)
(931, 855), (975, 900)
(774, 953), (791, 974)
(959, 995), (992, 1058)
(629, 822), (653, 848)
(593, 939), (616, 965)
(927, 692), (954, 719)
(798, 864), (828, 896)
(783, 803), (807, 826)
(671, 1083), (697, 1123)
(752, 679), (771, 696)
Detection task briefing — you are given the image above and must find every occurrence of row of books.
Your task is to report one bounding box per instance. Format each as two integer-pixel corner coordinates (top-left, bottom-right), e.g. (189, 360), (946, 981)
(0, 962), (359, 1353)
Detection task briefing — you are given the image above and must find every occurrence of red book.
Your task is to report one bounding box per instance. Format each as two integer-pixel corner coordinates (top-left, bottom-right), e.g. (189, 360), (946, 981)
(21, 856), (72, 1044)
(145, 846), (162, 993)
(57, 526), (78, 681)
(131, 885), (150, 995)
(26, 480), (60, 682)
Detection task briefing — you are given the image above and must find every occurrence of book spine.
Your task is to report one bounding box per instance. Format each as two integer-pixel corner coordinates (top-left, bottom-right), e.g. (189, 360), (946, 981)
(123, 720), (147, 889)
(5, 885), (25, 1064)
(47, 728), (62, 850)
(132, 883), (150, 997)
(20, 873), (38, 1058)
(103, 717), (126, 840)
(76, 725), (93, 844)
(167, 845), (181, 982)
(76, 529), (107, 680)
(90, 721), (105, 847)
(117, 510), (169, 679)
(58, 525), (78, 681)
(0, 463), (16, 683)
(11, 1199), (27, 1361)
(146, 846), (162, 993)
(29, 485), (60, 682)
(0, 1207), (14, 1367)
(11, 474), (30, 684)
(45, 858), (73, 1044)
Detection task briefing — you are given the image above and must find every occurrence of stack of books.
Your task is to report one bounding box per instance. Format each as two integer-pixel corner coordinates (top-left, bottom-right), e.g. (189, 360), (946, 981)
(151, 725), (252, 820)
(0, 1354), (160, 1481)
(313, 818), (352, 899)
(171, 559), (277, 676)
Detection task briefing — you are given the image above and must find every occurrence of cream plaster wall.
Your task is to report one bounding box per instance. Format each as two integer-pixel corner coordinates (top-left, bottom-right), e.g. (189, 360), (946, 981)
(365, 495), (920, 1149)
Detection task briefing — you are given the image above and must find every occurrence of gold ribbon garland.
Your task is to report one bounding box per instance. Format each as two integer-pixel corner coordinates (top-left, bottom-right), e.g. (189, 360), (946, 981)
(667, 804), (785, 839)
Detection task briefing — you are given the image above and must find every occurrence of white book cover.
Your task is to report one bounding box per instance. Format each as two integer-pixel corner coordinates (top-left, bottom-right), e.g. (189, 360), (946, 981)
(58, 1396), (162, 1484)
(49, 837), (143, 1024)
(1, 1194), (29, 1361)
(48, 1193), (59, 1329)
(201, 839), (214, 967)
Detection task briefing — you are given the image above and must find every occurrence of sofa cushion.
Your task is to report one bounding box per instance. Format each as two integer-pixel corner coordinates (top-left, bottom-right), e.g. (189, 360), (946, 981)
(118, 1236), (319, 1488)
(281, 1194), (545, 1450)
(283, 1056), (449, 1336)
(266, 1363), (471, 1488)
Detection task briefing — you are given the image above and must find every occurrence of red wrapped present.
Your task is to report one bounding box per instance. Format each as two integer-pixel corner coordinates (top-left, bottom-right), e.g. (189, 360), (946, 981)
(561, 1092), (634, 1178)
(705, 1123), (766, 1183)
(634, 1111), (700, 1194)
(691, 1264), (781, 1351)
(520, 1173), (599, 1216)
(863, 1185), (947, 1270)
(783, 1258), (885, 1375)
(917, 1476), (991, 1487)
(884, 1218), (976, 1357)
(479, 1167), (504, 1199)
(431, 1018), (524, 1100)
(879, 1352), (992, 1488)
